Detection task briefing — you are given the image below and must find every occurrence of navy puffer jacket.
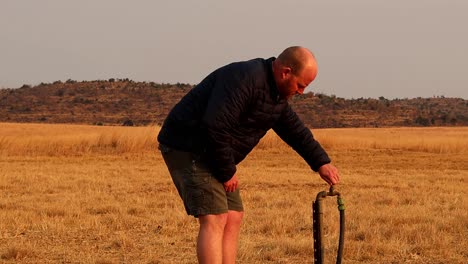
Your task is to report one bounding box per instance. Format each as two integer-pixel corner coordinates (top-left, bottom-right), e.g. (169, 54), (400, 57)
(158, 57), (330, 182)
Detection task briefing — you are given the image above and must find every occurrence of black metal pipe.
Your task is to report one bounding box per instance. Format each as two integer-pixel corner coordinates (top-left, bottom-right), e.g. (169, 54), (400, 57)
(336, 196), (345, 264)
(312, 187), (345, 264)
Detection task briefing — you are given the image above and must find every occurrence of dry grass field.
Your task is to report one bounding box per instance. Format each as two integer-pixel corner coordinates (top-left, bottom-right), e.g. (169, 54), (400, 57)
(0, 123), (467, 263)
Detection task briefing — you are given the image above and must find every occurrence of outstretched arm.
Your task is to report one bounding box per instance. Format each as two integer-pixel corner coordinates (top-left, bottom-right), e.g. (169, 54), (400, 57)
(273, 105), (339, 185)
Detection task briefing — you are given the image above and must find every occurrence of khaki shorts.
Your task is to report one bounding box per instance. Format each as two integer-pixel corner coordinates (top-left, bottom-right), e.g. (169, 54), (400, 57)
(159, 144), (243, 217)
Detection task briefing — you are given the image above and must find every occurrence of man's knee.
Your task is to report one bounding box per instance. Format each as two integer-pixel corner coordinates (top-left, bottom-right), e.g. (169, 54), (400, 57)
(227, 210), (244, 226)
(199, 213), (229, 232)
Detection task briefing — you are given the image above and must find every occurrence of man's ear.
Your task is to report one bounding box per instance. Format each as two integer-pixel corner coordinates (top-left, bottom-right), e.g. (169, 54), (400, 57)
(281, 67), (292, 78)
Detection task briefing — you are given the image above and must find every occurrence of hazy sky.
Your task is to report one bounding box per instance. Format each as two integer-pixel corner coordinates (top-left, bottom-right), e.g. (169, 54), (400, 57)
(1, 0), (467, 99)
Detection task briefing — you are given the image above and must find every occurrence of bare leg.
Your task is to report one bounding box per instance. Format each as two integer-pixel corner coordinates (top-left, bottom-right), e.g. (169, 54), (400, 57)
(197, 214), (228, 264)
(222, 210), (244, 264)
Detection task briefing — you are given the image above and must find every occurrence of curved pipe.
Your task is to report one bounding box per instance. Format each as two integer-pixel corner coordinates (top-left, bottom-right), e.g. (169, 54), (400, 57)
(312, 186), (345, 264)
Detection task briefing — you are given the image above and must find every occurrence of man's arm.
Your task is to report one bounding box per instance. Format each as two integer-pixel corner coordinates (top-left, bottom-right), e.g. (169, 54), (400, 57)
(273, 105), (339, 185)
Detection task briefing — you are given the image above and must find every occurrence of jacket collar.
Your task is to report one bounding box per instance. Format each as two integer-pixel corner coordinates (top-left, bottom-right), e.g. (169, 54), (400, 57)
(266, 57), (284, 103)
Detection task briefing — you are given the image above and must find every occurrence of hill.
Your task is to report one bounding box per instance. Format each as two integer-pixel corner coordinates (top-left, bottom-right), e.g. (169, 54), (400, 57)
(1, 79), (467, 127)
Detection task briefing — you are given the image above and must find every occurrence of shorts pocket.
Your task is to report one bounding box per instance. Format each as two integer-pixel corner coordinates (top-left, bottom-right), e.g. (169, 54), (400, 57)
(186, 158), (210, 186)
(188, 189), (204, 206)
(184, 170), (209, 186)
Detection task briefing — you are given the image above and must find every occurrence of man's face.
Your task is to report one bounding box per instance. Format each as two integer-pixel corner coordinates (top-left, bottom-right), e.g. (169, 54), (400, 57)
(277, 66), (317, 100)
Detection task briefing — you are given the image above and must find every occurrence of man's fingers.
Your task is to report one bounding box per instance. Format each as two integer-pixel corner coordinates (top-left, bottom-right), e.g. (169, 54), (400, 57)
(224, 181), (238, 192)
(335, 170), (340, 183)
(330, 174), (338, 185)
(223, 174), (239, 192)
(329, 167), (339, 185)
(326, 172), (339, 185)
(334, 168), (340, 182)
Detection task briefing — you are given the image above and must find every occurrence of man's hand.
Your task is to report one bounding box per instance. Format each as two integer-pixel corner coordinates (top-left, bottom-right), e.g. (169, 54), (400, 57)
(223, 174), (239, 192)
(318, 164), (340, 186)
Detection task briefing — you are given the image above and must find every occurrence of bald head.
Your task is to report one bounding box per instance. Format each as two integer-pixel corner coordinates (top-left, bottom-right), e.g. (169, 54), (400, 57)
(272, 46), (318, 100)
(276, 46), (317, 75)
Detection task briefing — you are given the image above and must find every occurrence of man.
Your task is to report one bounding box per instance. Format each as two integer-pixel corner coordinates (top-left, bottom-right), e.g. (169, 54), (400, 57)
(158, 46), (339, 263)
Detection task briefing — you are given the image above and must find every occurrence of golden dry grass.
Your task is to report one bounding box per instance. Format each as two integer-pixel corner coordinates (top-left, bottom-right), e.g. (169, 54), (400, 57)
(0, 123), (157, 156)
(0, 123), (467, 263)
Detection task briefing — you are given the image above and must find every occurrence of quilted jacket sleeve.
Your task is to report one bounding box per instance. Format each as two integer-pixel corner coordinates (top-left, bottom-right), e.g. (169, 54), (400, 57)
(273, 104), (331, 171)
(202, 69), (253, 183)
